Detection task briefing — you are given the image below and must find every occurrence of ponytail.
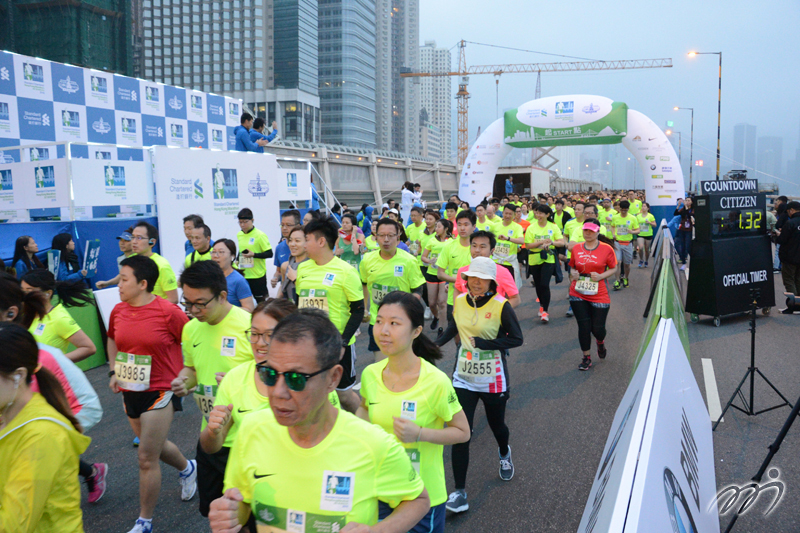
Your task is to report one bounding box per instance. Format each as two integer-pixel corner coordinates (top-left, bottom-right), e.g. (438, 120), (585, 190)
(0, 272), (48, 328)
(379, 292), (442, 365)
(411, 331), (443, 365)
(34, 366), (83, 433)
(21, 269), (93, 308)
(598, 234), (615, 247)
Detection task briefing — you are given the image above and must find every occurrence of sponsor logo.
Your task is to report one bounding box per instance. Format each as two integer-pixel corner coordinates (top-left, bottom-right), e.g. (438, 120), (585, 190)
(22, 63), (44, 83)
(0, 102), (10, 122)
(212, 165), (238, 199)
(121, 117), (137, 133)
(645, 155), (655, 160)
(466, 163), (471, 169)
(95, 151), (111, 160)
(663, 468), (698, 533)
(658, 194), (672, 199)
(212, 129), (223, 143)
(287, 510), (305, 533)
(651, 175), (664, 179)
(0, 67), (9, 81)
(555, 101), (574, 121)
(660, 156), (670, 161)
(57, 76), (79, 94)
(104, 165), (125, 187)
(209, 104), (223, 116)
(61, 109), (80, 128)
(662, 166), (672, 172)
(170, 123), (183, 139)
(194, 178), (203, 198)
(0, 169), (12, 191)
(144, 86), (159, 102)
(665, 179), (677, 184)
(632, 135), (642, 142)
(228, 102), (239, 116)
(34, 165), (54, 188)
(0, 153), (14, 164)
(648, 137), (657, 141)
(90, 75), (107, 94)
(191, 95), (203, 109)
(650, 164), (657, 171)
(652, 185), (664, 190)
(191, 129), (205, 144)
(248, 173), (269, 198)
(169, 95), (183, 110)
(29, 147), (48, 161)
(582, 103), (600, 114)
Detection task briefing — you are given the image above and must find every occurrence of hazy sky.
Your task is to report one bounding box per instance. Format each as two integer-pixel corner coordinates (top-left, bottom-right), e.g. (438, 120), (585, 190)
(420, 0), (800, 194)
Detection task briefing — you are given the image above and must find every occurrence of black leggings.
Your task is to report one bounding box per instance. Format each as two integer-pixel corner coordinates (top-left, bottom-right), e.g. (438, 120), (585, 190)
(452, 387), (510, 490)
(79, 459), (93, 479)
(571, 298), (610, 352)
(529, 262), (556, 311)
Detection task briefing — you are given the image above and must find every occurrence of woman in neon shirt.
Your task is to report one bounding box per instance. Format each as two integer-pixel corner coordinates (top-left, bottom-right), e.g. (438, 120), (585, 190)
(636, 202), (657, 268)
(421, 218), (452, 334)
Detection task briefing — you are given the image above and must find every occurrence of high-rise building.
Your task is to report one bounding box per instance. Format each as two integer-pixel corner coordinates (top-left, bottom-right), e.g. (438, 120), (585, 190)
(419, 123), (442, 161)
(419, 41), (452, 163)
(733, 123), (757, 171)
(318, 0), (377, 148)
(757, 136), (783, 179)
(375, 0), (419, 155)
(141, 0), (320, 142)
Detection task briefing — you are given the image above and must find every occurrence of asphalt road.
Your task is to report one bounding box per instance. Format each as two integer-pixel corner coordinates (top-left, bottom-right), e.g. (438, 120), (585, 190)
(79, 265), (800, 533)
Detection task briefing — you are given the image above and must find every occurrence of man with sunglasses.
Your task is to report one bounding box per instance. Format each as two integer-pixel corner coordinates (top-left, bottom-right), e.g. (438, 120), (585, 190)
(296, 215), (364, 413)
(360, 218), (425, 363)
(170, 260), (253, 519)
(209, 309), (430, 533)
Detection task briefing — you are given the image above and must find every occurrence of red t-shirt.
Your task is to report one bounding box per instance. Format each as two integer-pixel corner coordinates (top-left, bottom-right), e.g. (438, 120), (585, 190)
(32, 349), (80, 416)
(108, 296), (189, 391)
(568, 242), (618, 304)
(455, 263), (519, 299)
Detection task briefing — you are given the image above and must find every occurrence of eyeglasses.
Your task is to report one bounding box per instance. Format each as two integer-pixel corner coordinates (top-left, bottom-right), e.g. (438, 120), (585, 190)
(181, 295), (219, 311)
(256, 361), (336, 392)
(246, 328), (271, 344)
(376, 233), (397, 240)
(131, 235), (149, 241)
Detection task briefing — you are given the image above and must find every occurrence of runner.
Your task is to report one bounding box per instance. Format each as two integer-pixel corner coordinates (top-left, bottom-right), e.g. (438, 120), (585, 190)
(436, 210), (476, 337)
(474, 203), (495, 233)
(421, 217), (451, 334)
(568, 219), (618, 371)
(627, 190), (642, 215)
(363, 219), (380, 253)
(636, 202), (656, 268)
(405, 206), (426, 257)
(597, 198), (617, 235)
(443, 202), (459, 236)
(211, 239), (255, 312)
(524, 205), (565, 323)
(562, 201), (588, 317)
(454, 230), (521, 308)
(436, 257), (523, 513)
(130, 221), (179, 304)
(334, 213), (364, 269)
(185, 224), (213, 268)
(208, 309), (430, 533)
(279, 227), (308, 301)
(296, 215), (365, 413)
(492, 204), (525, 284)
(237, 208), (273, 302)
(0, 323), (91, 533)
(183, 214), (212, 256)
(171, 260), (253, 518)
(200, 299), (341, 454)
(485, 203), (503, 231)
(610, 200), (640, 290)
(361, 218), (425, 363)
(270, 209), (301, 291)
(359, 292), (470, 533)
(96, 228), (135, 288)
(21, 269), (97, 362)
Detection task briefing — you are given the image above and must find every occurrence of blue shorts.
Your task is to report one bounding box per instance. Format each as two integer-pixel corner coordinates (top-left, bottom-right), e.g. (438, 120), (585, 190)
(378, 501), (445, 533)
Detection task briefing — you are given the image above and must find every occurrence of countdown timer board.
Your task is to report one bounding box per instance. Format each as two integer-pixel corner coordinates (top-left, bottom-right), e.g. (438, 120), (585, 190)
(694, 190), (767, 241)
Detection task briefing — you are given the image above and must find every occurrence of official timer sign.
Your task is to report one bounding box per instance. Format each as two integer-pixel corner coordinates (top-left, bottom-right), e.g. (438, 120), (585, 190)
(686, 179), (775, 325)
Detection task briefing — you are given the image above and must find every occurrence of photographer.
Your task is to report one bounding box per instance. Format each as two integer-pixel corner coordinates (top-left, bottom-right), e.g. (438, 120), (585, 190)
(775, 201), (800, 314)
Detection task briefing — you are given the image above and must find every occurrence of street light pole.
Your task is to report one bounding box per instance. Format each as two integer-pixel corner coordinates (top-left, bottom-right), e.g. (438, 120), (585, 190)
(674, 107), (695, 191)
(689, 51), (722, 180)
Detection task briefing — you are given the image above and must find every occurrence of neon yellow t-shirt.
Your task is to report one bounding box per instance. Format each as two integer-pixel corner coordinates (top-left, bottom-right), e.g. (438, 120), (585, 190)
(182, 305), (253, 437)
(524, 221), (563, 265)
(611, 213), (640, 242)
(628, 199), (642, 215)
(637, 213), (656, 237)
(418, 231), (435, 267)
(568, 221), (610, 243)
(564, 206), (576, 217)
(360, 358), (462, 506)
(404, 222), (426, 257)
(184, 247), (213, 268)
(359, 249), (425, 325)
(485, 216), (503, 233)
(223, 408), (425, 530)
(296, 257), (364, 345)
(424, 237), (450, 276)
(237, 227), (272, 279)
(215, 360), (339, 447)
(29, 304), (80, 352)
(148, 252), (178, 299)
(475, 218), (495, 233)
(597, 208), (617, 233)
(363, 236), (379, 253)
(492, 221), (524, 266)
(435, 238), (472, 305)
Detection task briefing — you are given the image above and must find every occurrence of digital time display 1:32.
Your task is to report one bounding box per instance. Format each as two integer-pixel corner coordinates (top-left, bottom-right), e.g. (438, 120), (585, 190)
(712, 209), (763, 236)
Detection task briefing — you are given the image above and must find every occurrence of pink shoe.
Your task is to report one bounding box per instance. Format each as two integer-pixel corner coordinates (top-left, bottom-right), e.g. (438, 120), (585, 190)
(541, 312), (550, 323)
(87, 463), (108, 503)
(538, 307), (544, 317)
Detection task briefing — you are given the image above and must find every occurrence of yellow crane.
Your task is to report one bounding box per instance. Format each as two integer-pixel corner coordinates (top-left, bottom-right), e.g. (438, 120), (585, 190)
(401, 40), (673, 166)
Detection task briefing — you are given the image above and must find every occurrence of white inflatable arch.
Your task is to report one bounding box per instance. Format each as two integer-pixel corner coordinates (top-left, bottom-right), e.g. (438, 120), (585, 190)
(459, 95), (685, 220)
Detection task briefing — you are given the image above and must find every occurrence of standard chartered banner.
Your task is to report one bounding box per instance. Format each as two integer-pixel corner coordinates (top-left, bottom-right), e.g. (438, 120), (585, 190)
(69, 159), (154, 208)
(503, 96), (628, 148)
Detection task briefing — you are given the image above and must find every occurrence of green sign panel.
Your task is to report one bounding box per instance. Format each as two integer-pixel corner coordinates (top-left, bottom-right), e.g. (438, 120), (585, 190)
(503, 101), (628, 148)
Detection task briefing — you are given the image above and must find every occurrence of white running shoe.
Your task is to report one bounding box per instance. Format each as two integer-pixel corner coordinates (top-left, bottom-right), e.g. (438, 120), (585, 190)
(127, 519), (153, 533)
(179, 459), (197, 501)
(424, 307), (433, 320)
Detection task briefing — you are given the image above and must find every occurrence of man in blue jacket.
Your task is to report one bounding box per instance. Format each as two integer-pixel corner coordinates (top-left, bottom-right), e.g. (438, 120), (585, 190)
(248, 118), (279, 153)
(234, 113), (269, 152)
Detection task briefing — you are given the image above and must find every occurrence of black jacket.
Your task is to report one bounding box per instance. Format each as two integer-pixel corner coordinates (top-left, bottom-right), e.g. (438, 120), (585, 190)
(776, 212), (800, 265)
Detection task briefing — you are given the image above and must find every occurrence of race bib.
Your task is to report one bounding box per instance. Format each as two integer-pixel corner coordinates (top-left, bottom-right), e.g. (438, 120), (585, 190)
(115, 352), (152, 391)
(406, 448), (421, 473)
(239, 255), (254, 268)
(429, 252), (439, 264)
(617, 226), (629, 236)
(298, 288), (329, 313)
(410, 241), (421, 255)
(494, 241), (511, 258)
(575, 277), (599, 296)
(371, 283), (398, 305)
(320, 471), (355, 513)
(33, 322), (46, 336)
(252, 502), (346, 533)
(221, 336), (237, 357)
(401, 400), (417, 420)
(457, 346), (498, 383)
(194, 384), (216, 419)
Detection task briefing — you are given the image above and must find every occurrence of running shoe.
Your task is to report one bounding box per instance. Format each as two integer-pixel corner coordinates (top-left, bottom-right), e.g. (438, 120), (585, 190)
(538, 307), (544, 317)
(566, 306), (574, 317)
(579, 356), (592, 371)
(780, 307), (795, 315)
(622, 278), (629, 288)
(613, 280), (622, 291)
(133, 436), (139, 447)
(540, 312), (550, 323)
(430, 317), (439, 330)
(597, 342), (607, 359)
(680, 264), (687, 272)
(86, 463), (108, 503)
(633, 249), (638, 259)
(127, 519), (153, 533)
(437, 327), (443, 337)
(179, 459), (197, 501)
(446, 490), (469, 513)
(499, 446), (514, 481)
(424, 307), (432, 320)
(536, 297), (540, 303)
(644, 261), (649, 268)
(638, 260), (644, 269)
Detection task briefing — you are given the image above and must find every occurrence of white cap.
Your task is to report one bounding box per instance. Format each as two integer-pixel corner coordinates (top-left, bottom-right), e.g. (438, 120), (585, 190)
(388, 208), (399, 215)
(461, 256), (497, 281)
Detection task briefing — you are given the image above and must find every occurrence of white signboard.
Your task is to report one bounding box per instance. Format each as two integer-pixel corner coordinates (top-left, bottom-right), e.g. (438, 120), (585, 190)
(273, 168), (312, 202)
(69, 159), (154, 207)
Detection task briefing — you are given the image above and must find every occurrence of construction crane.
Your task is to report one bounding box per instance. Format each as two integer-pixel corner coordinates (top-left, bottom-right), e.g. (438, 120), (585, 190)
(401, 40), (673, 166)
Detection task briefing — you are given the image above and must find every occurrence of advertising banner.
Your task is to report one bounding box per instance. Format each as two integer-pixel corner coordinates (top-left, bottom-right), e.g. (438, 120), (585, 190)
(69, 159), (154, 207)
(274, 168), (312, 202)
(83, 239), (102, 278)
(504, 96), (628, 148)
(20, 158), (70, 210)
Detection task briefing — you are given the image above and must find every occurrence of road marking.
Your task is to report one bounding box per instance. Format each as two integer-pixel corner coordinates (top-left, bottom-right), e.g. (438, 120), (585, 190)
(702, 358), (723, 423)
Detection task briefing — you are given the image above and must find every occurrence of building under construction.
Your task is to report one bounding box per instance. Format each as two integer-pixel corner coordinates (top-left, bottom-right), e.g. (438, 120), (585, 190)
(0, 0), (134, 76)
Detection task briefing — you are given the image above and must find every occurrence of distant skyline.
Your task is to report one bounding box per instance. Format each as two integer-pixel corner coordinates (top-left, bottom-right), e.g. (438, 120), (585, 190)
(420, 0), (800, 195)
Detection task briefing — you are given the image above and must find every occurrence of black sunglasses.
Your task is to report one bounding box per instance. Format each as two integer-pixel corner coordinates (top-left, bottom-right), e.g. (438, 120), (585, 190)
(256, 361), (336, 392)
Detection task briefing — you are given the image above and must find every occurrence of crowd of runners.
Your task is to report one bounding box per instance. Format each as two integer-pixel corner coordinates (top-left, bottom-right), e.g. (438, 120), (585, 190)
(1, 185), (660, 532)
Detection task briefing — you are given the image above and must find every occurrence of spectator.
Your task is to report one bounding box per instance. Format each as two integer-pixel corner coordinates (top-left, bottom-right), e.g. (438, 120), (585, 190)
(248, 118), (279, 153)
(233, 113), (268, 152)
(51, 233), (88, 282)
(505, 176), (514, 195)
(357, 203), (374, 237)
(776, 201), (800, 314)
(774, 196), (789, 272)
(673, 197), (694, 270)
(96, 228), (136, 289)
(11, 236), (44, 279)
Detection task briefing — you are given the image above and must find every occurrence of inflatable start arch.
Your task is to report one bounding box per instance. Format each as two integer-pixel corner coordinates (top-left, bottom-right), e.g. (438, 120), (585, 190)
(459, 95), (685, 219)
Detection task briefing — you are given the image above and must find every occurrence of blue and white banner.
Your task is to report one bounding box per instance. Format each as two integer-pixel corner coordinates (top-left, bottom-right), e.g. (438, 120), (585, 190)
(0, 50), (242, 161)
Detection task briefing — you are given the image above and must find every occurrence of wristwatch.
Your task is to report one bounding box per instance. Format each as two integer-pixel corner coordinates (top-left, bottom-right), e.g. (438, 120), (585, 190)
(108, 370), (116, 378)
